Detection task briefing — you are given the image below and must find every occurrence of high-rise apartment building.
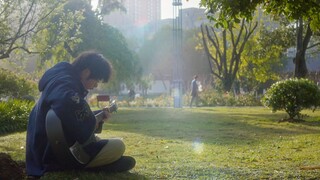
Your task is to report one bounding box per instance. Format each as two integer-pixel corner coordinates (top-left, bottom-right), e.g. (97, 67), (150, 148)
(103, 0), (161, 36)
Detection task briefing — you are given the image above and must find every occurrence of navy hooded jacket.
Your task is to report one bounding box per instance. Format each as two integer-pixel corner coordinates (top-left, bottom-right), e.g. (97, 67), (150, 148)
(26, 62), (106, 176)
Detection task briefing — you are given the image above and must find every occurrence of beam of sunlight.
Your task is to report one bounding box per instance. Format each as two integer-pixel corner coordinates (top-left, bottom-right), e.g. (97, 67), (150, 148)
(192, 138), (204, 154)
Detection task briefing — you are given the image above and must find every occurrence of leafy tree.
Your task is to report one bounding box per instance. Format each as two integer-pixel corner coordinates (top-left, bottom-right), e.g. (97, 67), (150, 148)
(34, 0), (141, 92)
(200, 0), (320, 78)
(33, 1), (83, 67)
(2, 0), (141, 92)
(0, 0), (68, 60)
(70, 0), (141, 91)
(200, 19), (258, 92)
(239, 19), (296, 92)
(93, 0), (126, 16)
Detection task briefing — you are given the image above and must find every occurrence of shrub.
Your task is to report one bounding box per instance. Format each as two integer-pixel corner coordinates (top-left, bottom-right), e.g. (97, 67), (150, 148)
(198, 89), (227, 106)
(261, 78), (320, 120)
(0, 99), (34, 135)
(224, 92), (237, 106)
(236, 93), (262, 106)
(153, 95), (172, 107)
(198, 89), (261, 106)
(0, 68), (36, 99)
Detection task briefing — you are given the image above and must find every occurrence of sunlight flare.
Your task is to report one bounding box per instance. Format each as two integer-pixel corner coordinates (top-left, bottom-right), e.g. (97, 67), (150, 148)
(192, 138), (204, 154)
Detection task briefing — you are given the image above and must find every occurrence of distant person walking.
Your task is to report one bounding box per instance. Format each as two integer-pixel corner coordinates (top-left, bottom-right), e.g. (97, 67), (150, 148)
(190, 75), (199, 107)
(128, 89), (135, 101)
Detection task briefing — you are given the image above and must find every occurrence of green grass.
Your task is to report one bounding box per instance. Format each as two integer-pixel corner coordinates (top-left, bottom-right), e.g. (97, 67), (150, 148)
(1, 107), (320, 179)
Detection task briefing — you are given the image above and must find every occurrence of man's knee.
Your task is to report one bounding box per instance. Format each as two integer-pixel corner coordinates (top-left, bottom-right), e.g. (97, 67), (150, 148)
(86, 138), (126, 168)
(108, 139), (125, 156)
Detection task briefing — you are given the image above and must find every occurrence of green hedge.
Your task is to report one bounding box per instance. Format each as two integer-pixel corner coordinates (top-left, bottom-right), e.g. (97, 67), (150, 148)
(114, 90), (262, 108)
(0, 99), (34, 135)
(0, 68), (36, 99)
(199, 89), (262, 106)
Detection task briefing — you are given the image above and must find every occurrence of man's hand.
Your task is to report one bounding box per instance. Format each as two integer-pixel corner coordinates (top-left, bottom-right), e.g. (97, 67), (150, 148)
(94, 102), (117, 133)
(101, 107), (111, 121)
(95, 109), (109, 133)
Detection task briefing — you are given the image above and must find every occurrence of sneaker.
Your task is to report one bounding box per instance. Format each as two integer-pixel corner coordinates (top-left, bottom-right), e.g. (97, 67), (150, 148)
(87, 156), (136, 172)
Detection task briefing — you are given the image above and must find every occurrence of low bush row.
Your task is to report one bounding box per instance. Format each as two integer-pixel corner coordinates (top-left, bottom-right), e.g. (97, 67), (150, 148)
(199, 89), (262, 106)
(0, 99), (34, 135)
(102, 91), (262, 108)
(0, 68), (36, 99)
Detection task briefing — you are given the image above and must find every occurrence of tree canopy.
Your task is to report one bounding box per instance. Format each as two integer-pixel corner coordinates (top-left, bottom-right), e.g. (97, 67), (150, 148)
(200, 0), (320, 31)
(3, 0), (142, 92)
(200, 0), (320, 78)
(0, 0), (69, 59)
(239, 22), (295, 92)
(200, 19), (258, 92)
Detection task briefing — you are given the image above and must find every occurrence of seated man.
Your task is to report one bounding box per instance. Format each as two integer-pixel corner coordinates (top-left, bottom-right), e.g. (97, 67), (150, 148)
(26, 51), (135, 178)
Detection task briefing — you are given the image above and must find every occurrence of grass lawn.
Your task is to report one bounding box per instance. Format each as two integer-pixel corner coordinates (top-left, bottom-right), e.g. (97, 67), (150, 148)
(1, 107), (320, 179)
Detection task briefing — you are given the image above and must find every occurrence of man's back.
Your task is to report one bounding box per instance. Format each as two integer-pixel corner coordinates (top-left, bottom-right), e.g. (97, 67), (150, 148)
(191, 79), (198, 96)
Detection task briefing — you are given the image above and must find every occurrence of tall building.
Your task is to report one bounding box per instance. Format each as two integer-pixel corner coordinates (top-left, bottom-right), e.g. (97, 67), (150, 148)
(103, 0), (161, 36)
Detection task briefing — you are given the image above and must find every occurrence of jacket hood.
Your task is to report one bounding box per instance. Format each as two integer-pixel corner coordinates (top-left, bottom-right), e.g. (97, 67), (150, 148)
(38, 62), (75, 92)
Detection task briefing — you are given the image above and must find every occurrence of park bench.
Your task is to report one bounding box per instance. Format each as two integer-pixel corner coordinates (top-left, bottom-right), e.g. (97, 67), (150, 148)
(96, 94), (110, 107)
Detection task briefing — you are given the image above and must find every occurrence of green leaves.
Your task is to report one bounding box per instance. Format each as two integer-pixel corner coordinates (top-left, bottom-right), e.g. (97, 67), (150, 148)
(261, 78), (320, 120)
(239, 22), (295, 88)
(201, 0), (320, 32)
(95, 0), (126, 15)
(0, 68), (36, 99)
(0, 99), (34, 135)
(34, 0), (141, 92)
(0, 0), (70, 59)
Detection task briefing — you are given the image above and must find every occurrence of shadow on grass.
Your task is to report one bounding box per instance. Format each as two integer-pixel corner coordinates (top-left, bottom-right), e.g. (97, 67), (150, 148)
(106, 107), (320, 146)
(168, 165), (315, 179)
(42, 170), (148, 180)
(300, 120), (320, 126)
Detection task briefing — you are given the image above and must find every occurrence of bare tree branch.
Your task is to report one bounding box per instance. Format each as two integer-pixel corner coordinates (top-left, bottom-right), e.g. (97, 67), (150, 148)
(202, 24), (223, 73)
(307, 42), (320, 49)
(200, 24), (216, 76)
(0, 0), (66, 59)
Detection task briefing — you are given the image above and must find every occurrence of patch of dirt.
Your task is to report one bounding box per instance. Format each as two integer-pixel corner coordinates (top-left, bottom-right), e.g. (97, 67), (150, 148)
(0, 153), (25, 180)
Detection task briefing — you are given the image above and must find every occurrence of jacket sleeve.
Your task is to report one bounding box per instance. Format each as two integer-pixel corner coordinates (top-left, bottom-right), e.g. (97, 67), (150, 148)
(46, 81), (96, 145)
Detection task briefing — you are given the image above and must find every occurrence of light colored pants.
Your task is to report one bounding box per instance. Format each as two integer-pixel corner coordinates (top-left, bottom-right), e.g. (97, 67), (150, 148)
(86, 138), (125, 168)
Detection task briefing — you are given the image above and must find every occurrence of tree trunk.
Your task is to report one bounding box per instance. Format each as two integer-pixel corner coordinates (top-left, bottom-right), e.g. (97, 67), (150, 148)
(222, 74), (233, 92)
(294, 52), (308, 78)
(294, 19), (312, 78)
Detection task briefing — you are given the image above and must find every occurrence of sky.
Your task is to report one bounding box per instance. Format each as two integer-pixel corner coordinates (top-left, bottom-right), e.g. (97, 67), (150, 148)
(161, 0), (201, 19)
(91, 0), (202, 19)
